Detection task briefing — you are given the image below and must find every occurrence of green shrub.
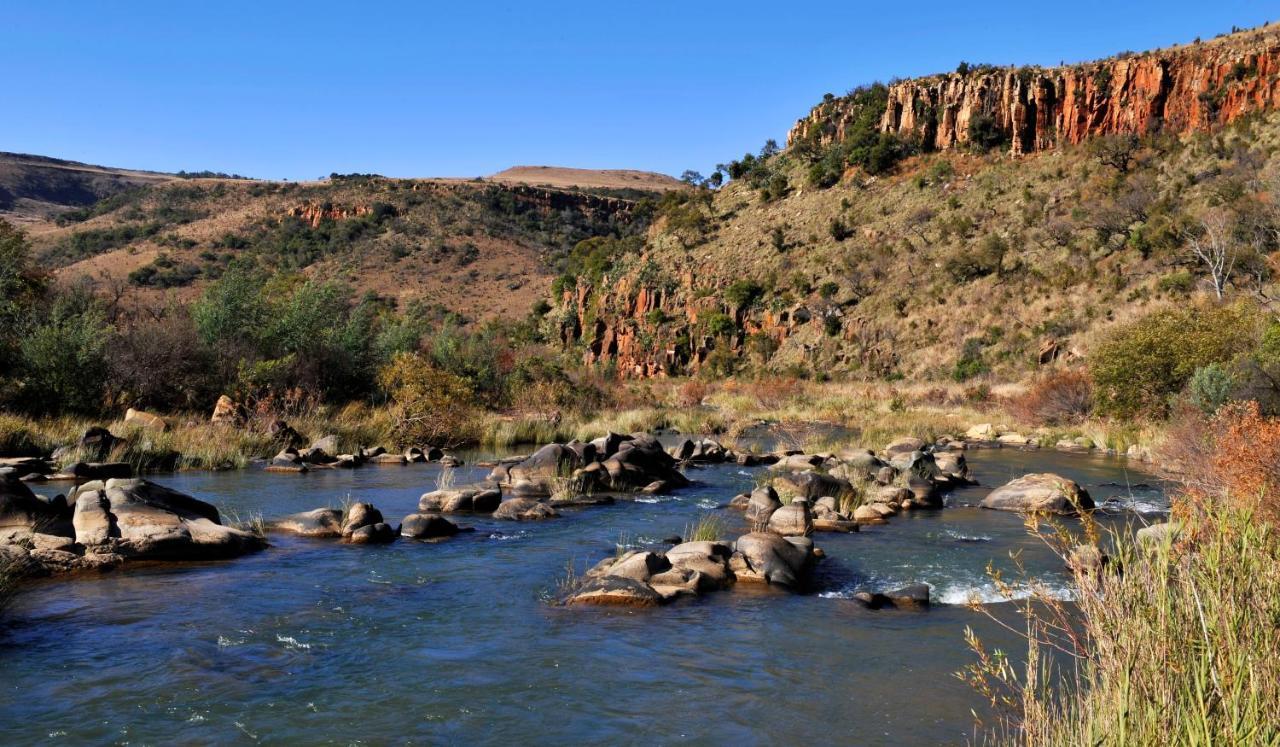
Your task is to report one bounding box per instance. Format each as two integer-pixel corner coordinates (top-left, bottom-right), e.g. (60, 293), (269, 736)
(724, 280), (764, 308)
(1189, 363), (1235, 414)
(944, 234), (1007, 282)
(704, 312), (736, 338)
(1091, 303), (1260, 418)
(952, 338), (989, 381)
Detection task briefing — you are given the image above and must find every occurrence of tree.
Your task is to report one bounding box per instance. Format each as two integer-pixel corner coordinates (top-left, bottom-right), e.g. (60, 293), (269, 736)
(679, 170), (705, 187)
(1088, 133), (1140, 173)
(18, 291), (111, 414)
(1184, 208), (1244, 300)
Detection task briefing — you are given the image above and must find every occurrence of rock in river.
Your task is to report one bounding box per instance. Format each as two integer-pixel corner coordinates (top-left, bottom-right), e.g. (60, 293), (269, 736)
(980, 473), (1093, 514)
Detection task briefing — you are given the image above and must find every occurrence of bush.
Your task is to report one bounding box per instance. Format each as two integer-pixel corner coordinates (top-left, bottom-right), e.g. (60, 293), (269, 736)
(1188, 363), (1234, 414)
(966, 113), (1007, 152)
(378, 352), (479, 448)
(1010, 369), (1093, 425)
(17, 292), (111, 414)
(1090, 303), (1259, 418)
(951, 338), (989, 382)
(723, 280), (764, 308)
(944, 234), (1006, 282)
(704, 312), (735, 338)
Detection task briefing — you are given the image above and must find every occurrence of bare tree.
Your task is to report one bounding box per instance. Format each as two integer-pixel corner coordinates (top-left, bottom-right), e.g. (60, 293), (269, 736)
(1184, 209), (1241, 300)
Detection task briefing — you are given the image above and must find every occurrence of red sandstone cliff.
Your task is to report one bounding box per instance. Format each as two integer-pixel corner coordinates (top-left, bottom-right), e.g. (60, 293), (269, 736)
(788, 25), (1280, 154)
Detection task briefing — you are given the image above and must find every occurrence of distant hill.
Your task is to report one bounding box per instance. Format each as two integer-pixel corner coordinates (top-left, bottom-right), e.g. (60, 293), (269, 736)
(0, 152), (176, 223)
(488, 165), (685, 192)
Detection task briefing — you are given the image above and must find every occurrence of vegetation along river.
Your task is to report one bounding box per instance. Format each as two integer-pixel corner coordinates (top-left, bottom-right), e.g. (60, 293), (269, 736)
(0, 444), (1165, 745)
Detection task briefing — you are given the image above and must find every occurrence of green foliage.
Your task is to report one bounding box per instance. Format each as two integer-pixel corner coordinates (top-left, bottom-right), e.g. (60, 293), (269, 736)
(966, 113), (1007, 152)
(723, 280), (764, 308)
(1090, 303), (1259, 418)
(1189, 363), (1234, 414)
(704, 312), (736, 337)
(951, 338), (989, 381)
(944, 234), (1007, 281)
(378, 351), (479, 448)
(17, 291), (111, 414)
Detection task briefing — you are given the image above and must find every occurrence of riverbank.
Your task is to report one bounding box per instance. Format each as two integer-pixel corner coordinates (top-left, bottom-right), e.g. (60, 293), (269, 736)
(0, 379), (1167, 475)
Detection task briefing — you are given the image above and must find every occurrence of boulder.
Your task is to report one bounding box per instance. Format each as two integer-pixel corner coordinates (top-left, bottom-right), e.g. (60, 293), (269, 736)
(980, 473), (1094, 514)
(400, 513), (460, 539)
(731, 532), (814, 589)
(595, 436), (689, 492)
(1136, 522), (1180, 547)
(368, 453), (408, 466)
(68, 478), (264, 559)
(124, 408), (167, 431)
(502, 443), (581, 496)
(210, 395), (246, 426)
(773, 471), (851, 501)
(965, 423), (996, 440)
(347, 523), (397, 544)
(60, 462), (133, 481)
(852, 505), (886, 524)
(271, 508), (343, 538)
(310, 435), (340, 455)
(745, 486), (782, 525)
(418, 487), (502, 513)
(265, 449), (308, 473)
(568, 576), (665, 608)
(267, 420), (306, 448)
(76, 426), (119, 461)
(664, 541), (734, 591)
(771, 453), (826, 472)
(766, 501), (813, 537)
(855, 584), (930, 610)
(493, 498), (559, 521)
(883, 437), (926, 458)
(0, 473), (65, 541)
(588, 432), (630, 459)
(404, 447), (427, 463)
(602, 550), (671, 583)
(340, 502), (383, 537)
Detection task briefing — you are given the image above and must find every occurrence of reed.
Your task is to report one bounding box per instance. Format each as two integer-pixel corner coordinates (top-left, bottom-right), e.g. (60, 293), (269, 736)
(683, 513), (725, 542)
(962, 504), (1280, 745)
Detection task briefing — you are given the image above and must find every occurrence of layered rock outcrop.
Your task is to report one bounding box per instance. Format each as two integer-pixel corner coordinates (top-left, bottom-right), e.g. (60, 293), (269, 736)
(788, 25), (1280, 155)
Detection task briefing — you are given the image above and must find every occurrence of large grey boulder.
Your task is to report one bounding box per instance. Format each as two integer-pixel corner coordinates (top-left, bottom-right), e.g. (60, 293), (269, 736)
(493, 498), (559, 521)
(731, 532), (814, 589)
(400, 513), (460, 539)
(766, 500), (813, 537)
(980, 473), (1094, 514)
(271, 508), (344, 538)
(418, 486), (501, 513)
(773, 470), (851, 501)
(67, 478), (265, 559)
(745, 486), (782, 525)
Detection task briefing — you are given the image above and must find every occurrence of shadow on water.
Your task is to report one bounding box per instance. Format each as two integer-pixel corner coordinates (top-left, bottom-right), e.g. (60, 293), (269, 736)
(0, 444), (1165, 745)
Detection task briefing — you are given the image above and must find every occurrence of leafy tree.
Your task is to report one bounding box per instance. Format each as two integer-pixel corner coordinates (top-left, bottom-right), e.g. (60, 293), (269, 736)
(378, 352), (478, 448)
(1090, 303), (1259, 418)
(18, 291), (111, 414)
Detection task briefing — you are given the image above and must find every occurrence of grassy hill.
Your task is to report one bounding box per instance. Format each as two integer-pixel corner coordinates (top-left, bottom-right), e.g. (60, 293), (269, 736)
(24, 173), (653, 323)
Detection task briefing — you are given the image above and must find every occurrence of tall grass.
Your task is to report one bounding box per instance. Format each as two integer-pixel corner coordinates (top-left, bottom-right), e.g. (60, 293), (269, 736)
(962, 505), (1280, 745)
(684, 513), (726, 542)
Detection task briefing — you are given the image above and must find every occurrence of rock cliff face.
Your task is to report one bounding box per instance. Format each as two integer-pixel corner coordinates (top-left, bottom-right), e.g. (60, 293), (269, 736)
(287, 202), (373, 227)
(788, 25), (1280, 154)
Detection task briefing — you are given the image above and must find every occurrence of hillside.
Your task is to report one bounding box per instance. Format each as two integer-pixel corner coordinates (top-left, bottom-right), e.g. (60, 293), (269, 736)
(0, 152), (175, 224)
(488, 165), (685, 192)
(24, 174), (650, 323)
(551, 23), (1280, 381)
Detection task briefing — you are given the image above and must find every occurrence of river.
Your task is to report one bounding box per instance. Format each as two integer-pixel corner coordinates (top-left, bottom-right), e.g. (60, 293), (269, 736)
(0, 444), (1166, 745)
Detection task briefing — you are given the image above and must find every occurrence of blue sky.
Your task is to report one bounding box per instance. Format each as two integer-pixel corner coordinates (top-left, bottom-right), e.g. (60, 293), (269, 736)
(3, 2), (1274, 180)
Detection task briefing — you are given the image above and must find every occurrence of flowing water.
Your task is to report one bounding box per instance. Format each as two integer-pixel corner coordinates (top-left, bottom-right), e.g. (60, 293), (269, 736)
(0, 445), (1166, 745)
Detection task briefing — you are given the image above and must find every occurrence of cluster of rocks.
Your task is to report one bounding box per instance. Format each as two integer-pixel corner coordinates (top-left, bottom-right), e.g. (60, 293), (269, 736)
(728, 437), (976, 533)
(488, 432), (689, 497)
(965, 422), (1154, 462)
(266, 436), (460, 474)
(0, 473), (265, 579)
(271, 501), (468, 544)
(566, 532), (819, 607)
(667, 437), (782, 467)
